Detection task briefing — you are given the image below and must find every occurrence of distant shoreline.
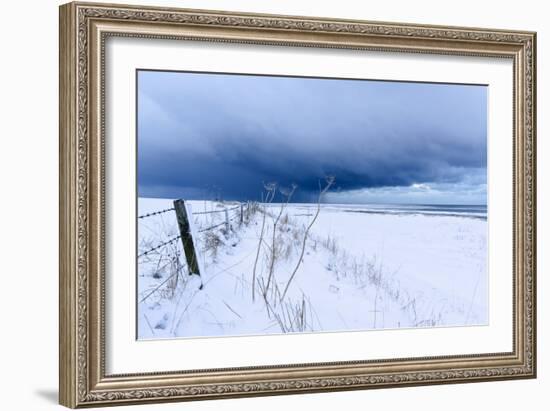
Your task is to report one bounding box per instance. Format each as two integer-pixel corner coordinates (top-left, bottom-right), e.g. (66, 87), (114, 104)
(339, 208), (487, 220)
(266, 202), (488, 221)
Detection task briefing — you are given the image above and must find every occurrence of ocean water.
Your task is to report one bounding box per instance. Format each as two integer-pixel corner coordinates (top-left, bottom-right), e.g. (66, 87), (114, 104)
(263, 203), (488, 220)
(319, 203), (488, 220)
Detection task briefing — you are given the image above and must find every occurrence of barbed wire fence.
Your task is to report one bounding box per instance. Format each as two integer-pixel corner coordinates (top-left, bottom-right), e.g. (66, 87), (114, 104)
(137, 199), (250, 302)
(137, 235), (181, 258)
(137, 200), (250, 280)
(137, 207), (175, 219)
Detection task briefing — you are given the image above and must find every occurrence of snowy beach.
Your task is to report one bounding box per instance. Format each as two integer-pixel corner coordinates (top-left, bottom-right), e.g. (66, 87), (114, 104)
(137, 198), (488, 340)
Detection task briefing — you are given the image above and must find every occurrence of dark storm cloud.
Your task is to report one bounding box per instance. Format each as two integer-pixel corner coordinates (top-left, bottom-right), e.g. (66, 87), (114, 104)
(137, 70), (487, 204)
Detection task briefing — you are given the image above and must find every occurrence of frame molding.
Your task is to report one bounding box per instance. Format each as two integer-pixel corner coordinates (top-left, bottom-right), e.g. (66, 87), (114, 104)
(59, 2), (536, 408)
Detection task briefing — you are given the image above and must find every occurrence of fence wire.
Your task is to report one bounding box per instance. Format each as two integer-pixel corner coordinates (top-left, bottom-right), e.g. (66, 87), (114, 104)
(138, 234), (181, 258)
(138, 202), (247, 257)
(138, 207), (175, 219)
(192, 205), (240, 215)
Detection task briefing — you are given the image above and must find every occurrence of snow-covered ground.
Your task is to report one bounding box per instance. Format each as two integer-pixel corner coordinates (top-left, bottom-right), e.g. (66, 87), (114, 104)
(137, 198), (488, 340)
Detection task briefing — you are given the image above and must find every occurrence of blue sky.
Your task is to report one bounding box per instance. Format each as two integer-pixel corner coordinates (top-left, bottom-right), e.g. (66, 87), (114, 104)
(137, 70), (487, 205)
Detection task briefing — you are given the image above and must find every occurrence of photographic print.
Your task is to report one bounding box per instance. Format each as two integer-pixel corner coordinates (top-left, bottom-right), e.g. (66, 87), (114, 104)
(136, 70), (488, 340)
(60, 5), (536, 405)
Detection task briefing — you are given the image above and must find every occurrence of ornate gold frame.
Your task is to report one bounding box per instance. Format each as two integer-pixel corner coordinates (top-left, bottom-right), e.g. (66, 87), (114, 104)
(59, 1), (537, 408)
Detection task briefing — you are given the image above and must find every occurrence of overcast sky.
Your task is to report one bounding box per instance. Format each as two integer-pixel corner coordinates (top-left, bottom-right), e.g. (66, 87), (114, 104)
(137, 70), (487, 205)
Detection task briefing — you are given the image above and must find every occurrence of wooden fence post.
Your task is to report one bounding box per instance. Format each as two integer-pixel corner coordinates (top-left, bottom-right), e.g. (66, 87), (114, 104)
(224, 208), (230, 232)
(173, 199), (201, 277)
